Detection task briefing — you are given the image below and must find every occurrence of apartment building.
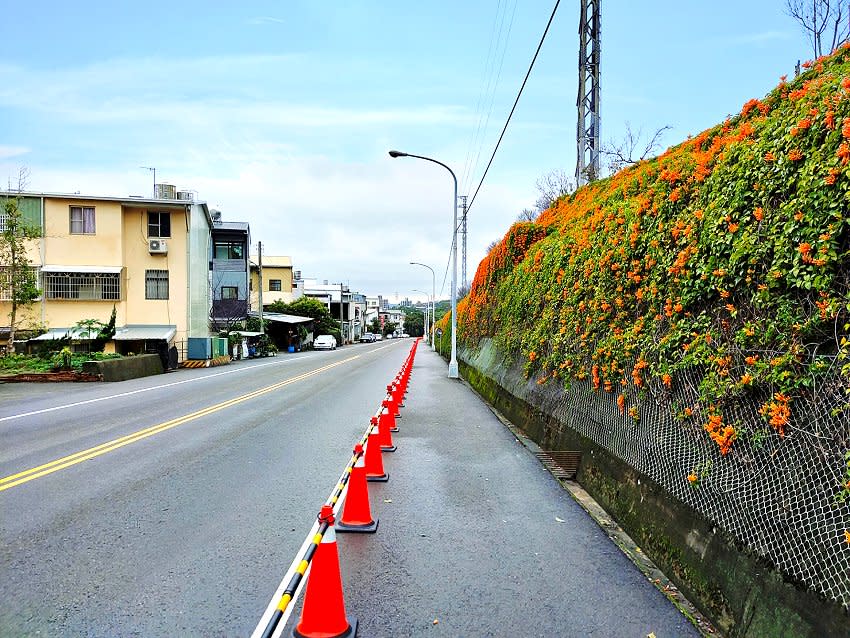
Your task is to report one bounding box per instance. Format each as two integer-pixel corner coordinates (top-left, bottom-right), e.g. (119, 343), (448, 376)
(1, 190), (213, 355)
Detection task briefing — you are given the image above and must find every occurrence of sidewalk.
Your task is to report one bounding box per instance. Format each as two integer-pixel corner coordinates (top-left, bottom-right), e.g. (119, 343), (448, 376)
(291, 344), (704, 637)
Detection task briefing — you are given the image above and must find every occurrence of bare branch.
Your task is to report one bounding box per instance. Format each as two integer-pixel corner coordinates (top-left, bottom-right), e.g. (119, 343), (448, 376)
(601, 122), (672, 174)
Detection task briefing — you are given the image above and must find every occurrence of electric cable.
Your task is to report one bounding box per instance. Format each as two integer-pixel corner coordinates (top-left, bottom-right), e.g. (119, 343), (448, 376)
(462, 0), (562, 226)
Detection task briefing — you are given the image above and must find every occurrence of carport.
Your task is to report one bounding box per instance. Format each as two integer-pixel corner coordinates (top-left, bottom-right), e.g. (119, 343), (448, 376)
(248, 312), (313, 352)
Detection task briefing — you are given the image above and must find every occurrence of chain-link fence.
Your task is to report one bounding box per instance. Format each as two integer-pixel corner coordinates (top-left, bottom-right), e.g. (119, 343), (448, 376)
(470, 342), (850, 610)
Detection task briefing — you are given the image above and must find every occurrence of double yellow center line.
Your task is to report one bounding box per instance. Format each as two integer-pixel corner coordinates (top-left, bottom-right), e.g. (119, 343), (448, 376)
(0, 356), (359, 493)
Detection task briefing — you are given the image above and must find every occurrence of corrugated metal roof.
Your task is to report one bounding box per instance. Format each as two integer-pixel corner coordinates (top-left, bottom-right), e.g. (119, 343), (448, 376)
(31, 327), (101, 341)
(40, 265), (123, 273)
(249, 312), (312, 324)
(113, 325), (177, 341)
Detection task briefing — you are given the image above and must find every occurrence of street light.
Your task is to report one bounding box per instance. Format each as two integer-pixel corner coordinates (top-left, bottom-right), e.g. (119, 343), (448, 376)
(412, 289), (430, 342)
(391, 150), (459, 378)
(410, 261), (435, 350)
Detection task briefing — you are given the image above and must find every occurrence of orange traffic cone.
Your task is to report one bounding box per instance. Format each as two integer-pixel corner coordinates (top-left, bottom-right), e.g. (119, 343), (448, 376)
(293, 505), (358, 638)
(364, 429), (388, 482)
(384, 390), (401, 419)
(337, 445), (378, 533)
(381, 400), (399, 433)
(375, 414), (396, 452)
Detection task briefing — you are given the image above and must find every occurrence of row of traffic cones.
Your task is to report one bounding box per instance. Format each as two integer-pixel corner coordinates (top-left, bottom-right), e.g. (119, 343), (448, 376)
(291, 339), (419, 638)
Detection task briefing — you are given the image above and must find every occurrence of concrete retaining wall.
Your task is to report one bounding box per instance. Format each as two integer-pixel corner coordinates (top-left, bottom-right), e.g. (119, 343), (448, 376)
(81, 354), (164, 382)
(458, 340), (848, 638)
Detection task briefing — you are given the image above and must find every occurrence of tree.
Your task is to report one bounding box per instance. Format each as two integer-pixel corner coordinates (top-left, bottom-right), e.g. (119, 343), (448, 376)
(399, 306), (424, 337)
(516, 207), (537, 222)
(533, 169), (574, 213)
(601, 122), (671, 174)
(368, 317), (381, 334)
(1, 172), (41, 353)
(786, 0), (850, 59)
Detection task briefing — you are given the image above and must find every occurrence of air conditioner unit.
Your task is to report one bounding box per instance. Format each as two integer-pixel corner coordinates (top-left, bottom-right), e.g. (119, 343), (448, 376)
(149, 239), (168, 254)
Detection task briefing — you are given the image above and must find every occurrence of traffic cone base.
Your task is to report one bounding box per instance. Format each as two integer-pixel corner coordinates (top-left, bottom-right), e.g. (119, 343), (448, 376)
(380, 444), (397, 452)
(336, 519), (379, 533)
(366, 472), (389, 482)
(293, 618), (357, 638)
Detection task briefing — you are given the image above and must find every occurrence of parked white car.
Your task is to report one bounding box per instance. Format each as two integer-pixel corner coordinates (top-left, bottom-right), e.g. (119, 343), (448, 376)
(313, 335), (337, 350)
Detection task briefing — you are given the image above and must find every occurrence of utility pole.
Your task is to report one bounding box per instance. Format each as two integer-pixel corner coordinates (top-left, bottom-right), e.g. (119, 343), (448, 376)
(257, 241), (264, 334)
(458, 195), (468, 291)
(576, 0), (601, 187)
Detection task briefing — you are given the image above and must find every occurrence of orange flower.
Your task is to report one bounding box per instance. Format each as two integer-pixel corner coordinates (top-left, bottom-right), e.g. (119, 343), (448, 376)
(753, 207), (764, 221)
(788, 148), (803, 161)
(687, 473), (698, 483)
(843, 117), (850, 139)
(763, 151), (775, 162)
(745, 355), (759, 365)
(825, 173), (837, 185)
(845, 530), (850, 545)
(825, 110), (836, 129)
(843, 77), (850, 90)
(741, 374), (752, 385)
(837, 141), (850, 164)
(728, 222), (739, 233)
(617, 394), (626, 413)
(683, 407), (693, 418)
(662, 373), (672, 387)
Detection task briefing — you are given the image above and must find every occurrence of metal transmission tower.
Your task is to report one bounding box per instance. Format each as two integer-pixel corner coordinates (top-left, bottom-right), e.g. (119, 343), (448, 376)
(576, 0), (601, 187)
(458, 195), (468, 291)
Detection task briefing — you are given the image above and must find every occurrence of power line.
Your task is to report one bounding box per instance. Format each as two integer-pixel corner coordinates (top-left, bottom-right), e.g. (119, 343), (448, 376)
(464, 0), (562, 222)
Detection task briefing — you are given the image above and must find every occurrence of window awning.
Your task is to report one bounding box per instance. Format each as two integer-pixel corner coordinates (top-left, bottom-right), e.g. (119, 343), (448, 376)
(113, 325), (177, 341)
(248, 312), (313, 324)
(41, 265), (123, 273)
(30, 327), (100, 341)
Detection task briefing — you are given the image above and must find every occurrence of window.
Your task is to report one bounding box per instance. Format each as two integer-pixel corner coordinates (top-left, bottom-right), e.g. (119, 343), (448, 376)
(214, 241), (244, 260)
(0, 266), (39, 301)
(221, 286), (238, 299)
(145, 269), (169, 300)
(269, 279), (282, 291)
(70, 206), (96, 234)
(148, 212), (171, 238)
(44, 271), (120, 300)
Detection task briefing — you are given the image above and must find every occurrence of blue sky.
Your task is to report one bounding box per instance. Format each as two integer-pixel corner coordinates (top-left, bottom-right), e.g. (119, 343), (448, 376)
(0, 1), (811, 301)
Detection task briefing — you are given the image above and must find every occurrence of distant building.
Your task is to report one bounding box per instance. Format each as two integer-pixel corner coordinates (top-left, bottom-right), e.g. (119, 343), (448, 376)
(210, 216), (250, 333)
(250, 254), (295, 309)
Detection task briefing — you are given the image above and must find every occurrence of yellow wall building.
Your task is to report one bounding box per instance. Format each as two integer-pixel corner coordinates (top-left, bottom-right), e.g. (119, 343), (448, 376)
(250, 255), (294, 309)
(1, 192), (214, 356)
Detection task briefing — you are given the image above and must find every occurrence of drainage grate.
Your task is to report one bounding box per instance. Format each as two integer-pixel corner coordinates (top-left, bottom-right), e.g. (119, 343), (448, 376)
(535, 451), (582, 480)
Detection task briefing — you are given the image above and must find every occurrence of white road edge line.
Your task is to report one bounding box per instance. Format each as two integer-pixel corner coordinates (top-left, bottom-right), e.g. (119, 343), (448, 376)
(0, 343), (398, 423)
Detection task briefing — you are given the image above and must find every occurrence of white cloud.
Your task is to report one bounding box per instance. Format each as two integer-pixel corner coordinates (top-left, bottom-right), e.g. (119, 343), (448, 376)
(0, 145), (30, 160)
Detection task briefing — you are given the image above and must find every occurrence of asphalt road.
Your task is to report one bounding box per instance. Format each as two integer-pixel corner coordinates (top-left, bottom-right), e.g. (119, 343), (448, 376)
(2, 340), (700, 637)
(1, 341), (411, 637)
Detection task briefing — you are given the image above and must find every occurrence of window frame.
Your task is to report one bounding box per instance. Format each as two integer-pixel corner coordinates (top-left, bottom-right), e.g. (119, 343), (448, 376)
(69, 206), (96, 234)
(220, 286), (239, 300)
(213, 241), (244, 260)
(147, 211), (171, 238)
(269, 279), (282, 292)
(145, 269), (169, 300)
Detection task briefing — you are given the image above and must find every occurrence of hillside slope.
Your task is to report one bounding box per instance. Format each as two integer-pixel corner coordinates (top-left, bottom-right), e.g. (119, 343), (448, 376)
(458, 45), (850, 457)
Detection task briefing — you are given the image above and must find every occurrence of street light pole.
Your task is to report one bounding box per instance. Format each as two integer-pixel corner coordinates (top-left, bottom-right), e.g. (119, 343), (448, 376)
(410, 261), (435, 350)
(412, 289), (429, 342)
(391, 150), (459, 378)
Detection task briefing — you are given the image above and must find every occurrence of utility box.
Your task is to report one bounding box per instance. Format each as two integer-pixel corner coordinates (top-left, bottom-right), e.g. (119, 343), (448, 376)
(211, 337), (228, 357)
(187, 337), (212, 360)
